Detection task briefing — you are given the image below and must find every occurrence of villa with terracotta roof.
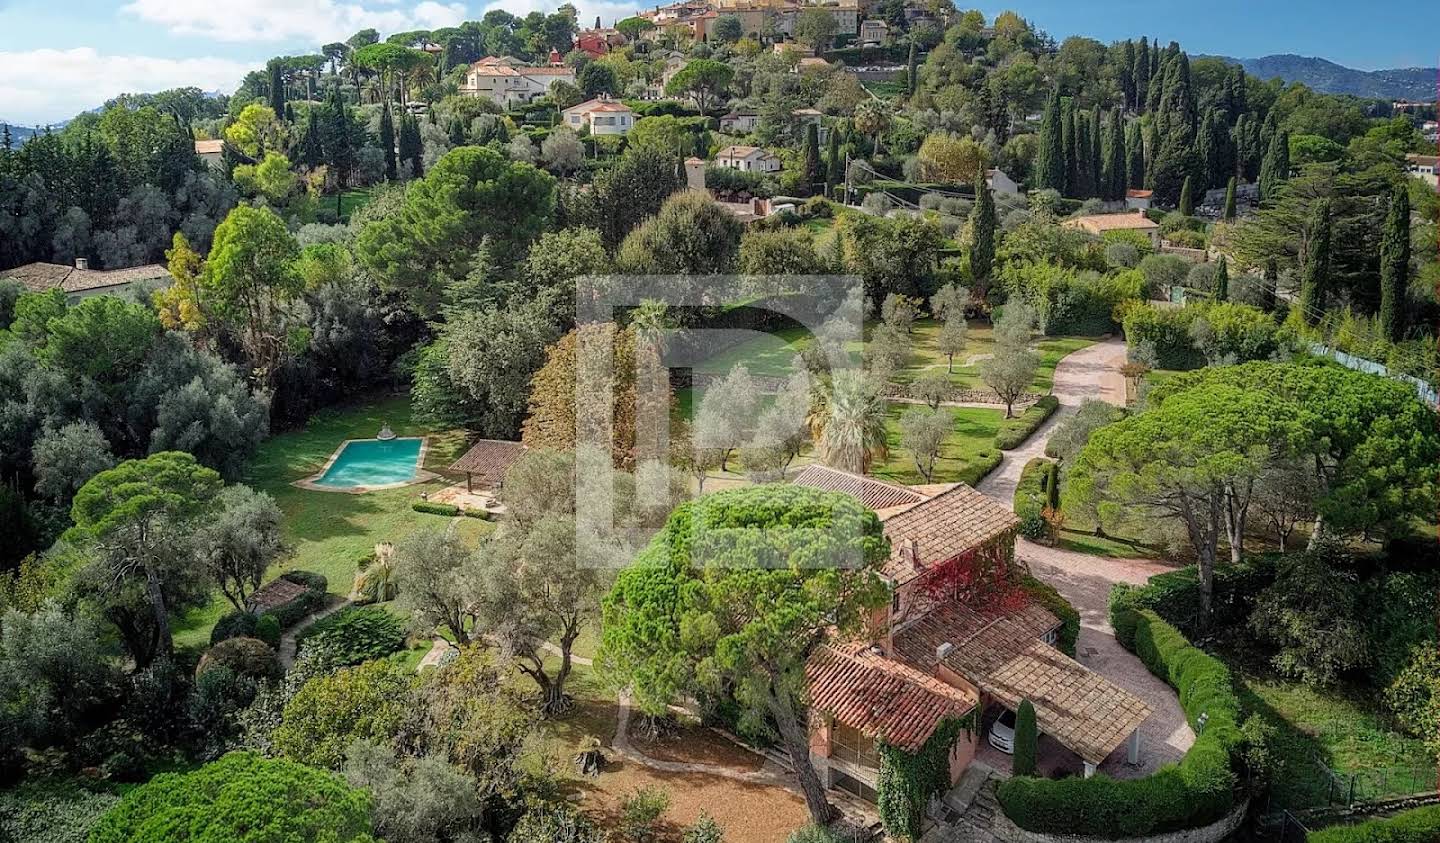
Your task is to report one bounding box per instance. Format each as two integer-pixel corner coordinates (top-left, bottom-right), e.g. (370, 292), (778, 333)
(1, 258), (171, 299)
(562, 97), (636, 136)
(715, 145), (781, 173)
(1063, 209), (1161, 246)
(793, 469), (1151, 803)
(459, 58), (576, 106)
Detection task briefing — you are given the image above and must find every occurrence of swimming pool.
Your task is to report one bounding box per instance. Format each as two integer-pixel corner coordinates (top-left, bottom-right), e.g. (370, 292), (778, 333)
(306, 437), (428, 491)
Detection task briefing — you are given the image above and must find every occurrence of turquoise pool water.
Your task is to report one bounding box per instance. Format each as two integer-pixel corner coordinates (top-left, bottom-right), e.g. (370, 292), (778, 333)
(313, 438), (424, 489)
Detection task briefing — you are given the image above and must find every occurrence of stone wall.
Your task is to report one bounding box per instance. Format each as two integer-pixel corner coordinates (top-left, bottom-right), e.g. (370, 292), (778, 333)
(990, 796), (1249, 843)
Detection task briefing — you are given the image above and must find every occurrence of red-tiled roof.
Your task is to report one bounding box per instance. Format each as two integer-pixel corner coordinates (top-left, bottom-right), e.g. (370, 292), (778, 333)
(807, 641), (976, 752)
(449, 439), (525, 487)
(246, 577), (308, 612)
(880, 484), (1019, 583)
(792, 465), (927, 512)
(893, 601), (1150, 764)
(1126, 188), (1153, 198)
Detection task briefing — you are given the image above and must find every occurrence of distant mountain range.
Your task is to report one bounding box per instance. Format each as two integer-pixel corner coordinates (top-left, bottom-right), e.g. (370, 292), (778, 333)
(1207, 54), (1436, 101)
(1, 123), (44, 145)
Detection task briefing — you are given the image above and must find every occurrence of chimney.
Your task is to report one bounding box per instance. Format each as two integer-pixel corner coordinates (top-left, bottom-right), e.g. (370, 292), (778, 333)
(935, 642), (954, 661)
(74, 257), (89, 271)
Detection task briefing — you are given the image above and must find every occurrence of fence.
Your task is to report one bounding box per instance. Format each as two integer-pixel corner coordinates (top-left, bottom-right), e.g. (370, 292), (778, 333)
(1310, 759), (1436, 808)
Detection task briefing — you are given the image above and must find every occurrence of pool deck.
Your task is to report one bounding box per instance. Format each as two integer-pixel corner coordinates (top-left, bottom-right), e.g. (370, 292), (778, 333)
(292, 436), (439, 494)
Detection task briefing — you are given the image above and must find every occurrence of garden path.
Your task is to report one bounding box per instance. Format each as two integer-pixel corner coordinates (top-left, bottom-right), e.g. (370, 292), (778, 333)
(276, 596), (351, 671)
(968, 335), (1193, 775)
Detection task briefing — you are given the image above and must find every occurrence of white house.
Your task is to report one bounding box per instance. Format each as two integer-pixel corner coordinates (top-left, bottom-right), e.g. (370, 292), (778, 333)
(563, 97), (636, 136)
(460, 58), (576, 106)
(1407, 154), (1438, 188)
(791, 107), (829, 143)
(1125, 188), (1154, 212)
(720, 109), (761, 134)
(715, 145), (781, 173)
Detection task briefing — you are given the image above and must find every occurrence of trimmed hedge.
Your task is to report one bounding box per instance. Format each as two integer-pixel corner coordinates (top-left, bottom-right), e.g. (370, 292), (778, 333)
(996, 610), (1242, 838)
(996, 395), (1060, 450)
(1309, 805), (1440, 842)
(412, 501), (460, 517)
(957, 449), (1003, 487)
(211, 610), (258, 645)
(1014, 458), (1051, 523)
(1020, 575), (1079, 658)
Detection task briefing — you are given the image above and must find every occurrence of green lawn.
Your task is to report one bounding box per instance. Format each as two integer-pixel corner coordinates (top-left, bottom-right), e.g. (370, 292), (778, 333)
(873, 404), (1005, 486)
(335, 187), (377, 222)
(693, 318), (1098, 396)
(1235, 672), (1433, 809)
(173, 395), (490, 648)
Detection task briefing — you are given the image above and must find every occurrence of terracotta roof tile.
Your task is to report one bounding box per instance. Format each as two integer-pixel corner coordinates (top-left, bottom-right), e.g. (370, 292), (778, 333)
(1063, 212), (1160, 233)
(807, 641), (977, 752)
(879, 484), (1019, 583)
(894, 602), (1151, 764)
(449, 439), (525, 487)
(792, 465), (927, 512)
(246, 577), (308, 612)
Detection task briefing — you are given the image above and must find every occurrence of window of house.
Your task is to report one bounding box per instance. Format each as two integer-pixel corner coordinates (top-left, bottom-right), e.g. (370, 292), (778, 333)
(1042, 628), (1058, 646)
(832, 723), (880, 770)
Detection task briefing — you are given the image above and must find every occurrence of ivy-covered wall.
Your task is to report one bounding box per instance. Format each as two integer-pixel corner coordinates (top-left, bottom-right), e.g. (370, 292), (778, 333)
(875, 711), (978, 841)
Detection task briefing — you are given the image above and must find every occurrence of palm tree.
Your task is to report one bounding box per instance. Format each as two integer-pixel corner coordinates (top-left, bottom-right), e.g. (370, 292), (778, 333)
(853, 100), (891, 158)
(810, 370), (889, 474)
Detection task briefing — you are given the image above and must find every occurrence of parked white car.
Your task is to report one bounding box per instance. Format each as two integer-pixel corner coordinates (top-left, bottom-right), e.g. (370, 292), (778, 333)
(988, 708), (1016, 754)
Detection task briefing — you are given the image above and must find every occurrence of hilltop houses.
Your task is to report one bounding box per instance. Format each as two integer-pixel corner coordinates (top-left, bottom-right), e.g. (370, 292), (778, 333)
(460, 56), (575, 106)
(562, 97), (636, 135)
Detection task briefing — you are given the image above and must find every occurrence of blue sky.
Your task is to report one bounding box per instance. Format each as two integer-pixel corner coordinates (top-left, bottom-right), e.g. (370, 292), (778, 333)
(1, 0), (1436, 125)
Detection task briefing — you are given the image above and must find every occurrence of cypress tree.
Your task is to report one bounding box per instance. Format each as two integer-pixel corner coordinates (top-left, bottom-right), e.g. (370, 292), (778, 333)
(1120, 41), (1136, 111)
(970, 179), (997, 284)
(1213, 256), (1229, 301)
(1045, 462), (1060, 511)
(1104, 108), (1126, 200)
(1259, 129), (1289, 202)
(1379, 184), (1411, 340)
(1035, 89), (1064, 192)
(1072, 111), (1092, 198)
(906, 39), (918, 96)
(1223, 176), (1237, 220)
(1197, 110), (1218, 190)
(802, 123), (820, 195)
(1090, 105), (1103, 198)
(399, 114), (423, 178)
(1014, 699), (1038, 777)
(269, 62), (285, 115)
(1178, 176), (1193, 216)
(297, 106), (322, 167)
(1261, 257), (1279, 313)
(379, 104), (398, 182)
(1298, 199), (1332, 324)
(1134, 36), (1150, 112)
(1125, 119), (1144, 189)
(1146, 53), (1167, 115)
(1151, 53), (1198, 207)
(1, 123), (11, 153)
(1062, 99), (1077, 197)
(449, 115), (467, 146)
(825, 128), (842, 198)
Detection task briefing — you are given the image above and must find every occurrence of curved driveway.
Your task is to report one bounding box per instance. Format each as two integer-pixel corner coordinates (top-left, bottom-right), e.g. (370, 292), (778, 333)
(978, 337), (1195, 777)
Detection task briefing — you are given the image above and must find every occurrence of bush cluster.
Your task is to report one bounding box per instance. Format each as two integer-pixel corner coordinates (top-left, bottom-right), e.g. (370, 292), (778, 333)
(296, 606), (406, 667)
(412, 501), (460, 517)
(995, 395), (1060, 450)
(1108, 557), (1278, 642)
(1013, 458), (1051, 522)
(996, 610), (1243, 838)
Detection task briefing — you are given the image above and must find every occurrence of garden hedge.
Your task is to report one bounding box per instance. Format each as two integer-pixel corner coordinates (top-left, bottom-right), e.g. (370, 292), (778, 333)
(412, 501), (461, 517)
(996, 610), (1243, 838)
(996, 395), (1060, 450)
(957, 449), (1003, 487)
(1308, 805), (1440, 842)
(1014, 458), (1051, 523)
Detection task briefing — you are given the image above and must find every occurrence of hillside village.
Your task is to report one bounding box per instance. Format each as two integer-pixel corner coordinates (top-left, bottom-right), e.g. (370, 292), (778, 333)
(1, 2), (1440, 842)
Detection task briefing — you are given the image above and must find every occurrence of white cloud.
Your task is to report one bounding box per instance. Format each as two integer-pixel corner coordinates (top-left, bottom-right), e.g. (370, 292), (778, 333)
(120, 0), (468, 43)
(0, 48), (258, 125)
(477, 0), (640, 28)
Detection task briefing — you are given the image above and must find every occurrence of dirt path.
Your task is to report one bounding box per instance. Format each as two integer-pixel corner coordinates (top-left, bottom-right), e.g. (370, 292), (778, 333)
(975, 338), (1126, 505)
